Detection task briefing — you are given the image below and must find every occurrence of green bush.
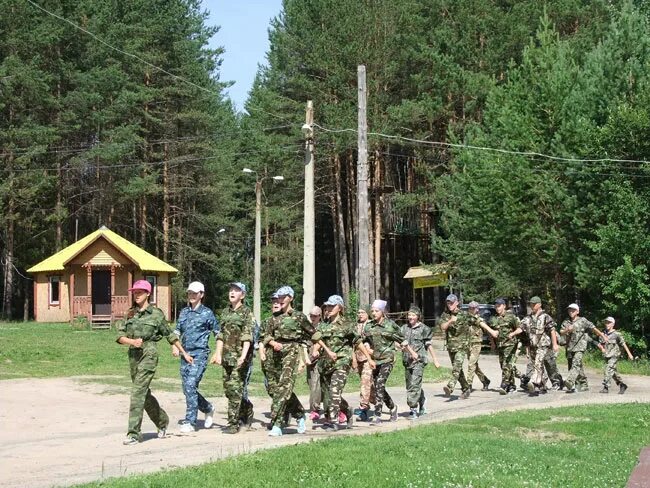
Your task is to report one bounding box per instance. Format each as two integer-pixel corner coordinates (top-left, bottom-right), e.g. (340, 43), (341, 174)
(70, 316), (90, 331)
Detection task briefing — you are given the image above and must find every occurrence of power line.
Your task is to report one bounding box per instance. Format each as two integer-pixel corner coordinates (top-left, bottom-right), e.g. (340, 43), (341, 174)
(313, 122), (650, 166)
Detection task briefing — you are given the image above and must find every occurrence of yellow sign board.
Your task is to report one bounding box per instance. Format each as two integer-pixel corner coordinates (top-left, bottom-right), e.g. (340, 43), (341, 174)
(413, 273), (448, 289)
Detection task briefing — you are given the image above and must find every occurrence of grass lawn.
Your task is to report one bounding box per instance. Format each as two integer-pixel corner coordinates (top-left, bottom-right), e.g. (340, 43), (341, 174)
(0, 321), (449, 397)
(75, 402), (650, 488)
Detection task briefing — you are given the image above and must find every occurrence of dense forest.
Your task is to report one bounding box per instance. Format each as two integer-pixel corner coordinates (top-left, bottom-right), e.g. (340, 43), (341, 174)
(2, 0), (650, 350)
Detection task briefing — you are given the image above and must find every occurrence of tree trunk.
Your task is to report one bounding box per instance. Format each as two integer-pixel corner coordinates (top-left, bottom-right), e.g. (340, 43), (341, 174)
(162, 143), (170, 261)
(346, 150), (357, 291)
(333, 154), (350, 298)
(3, 151), (15, 319)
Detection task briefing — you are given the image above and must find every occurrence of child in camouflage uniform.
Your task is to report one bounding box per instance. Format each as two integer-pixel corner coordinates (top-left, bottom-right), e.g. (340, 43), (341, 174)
(173, 281), (219, 433)
(491, 298), (521, 394)
(402, 306), (439, 419)
(598, 316), (633, 394)
(364, 299), (405, 423)
(211, 282), (255, 434)
(354, 306), (376, 421)
(116, 280), (194, 445)
(311, 295), (374, 430)
(263, 286), (314, 437)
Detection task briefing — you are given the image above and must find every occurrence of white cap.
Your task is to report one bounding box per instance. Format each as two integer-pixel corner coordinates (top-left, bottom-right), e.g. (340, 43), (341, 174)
(604, 316), (615, 324)
(371, 299), (387, 312)
(187, 281), (205, 293)
(567, 303), (579, 311)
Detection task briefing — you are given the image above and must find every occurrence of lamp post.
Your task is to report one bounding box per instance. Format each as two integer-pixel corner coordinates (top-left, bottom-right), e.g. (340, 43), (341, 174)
(243, 168), (284, 323)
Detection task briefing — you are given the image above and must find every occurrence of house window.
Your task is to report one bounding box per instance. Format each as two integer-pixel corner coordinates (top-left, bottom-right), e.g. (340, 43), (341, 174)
(49, 276), (60, 305)
(145, 275), (157, 304)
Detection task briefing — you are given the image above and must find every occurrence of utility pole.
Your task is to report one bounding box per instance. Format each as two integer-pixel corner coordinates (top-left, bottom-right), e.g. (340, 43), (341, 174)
(254, 179), (262, 324)
(302, 100), (315, 315)
(357, 65), (370, 307)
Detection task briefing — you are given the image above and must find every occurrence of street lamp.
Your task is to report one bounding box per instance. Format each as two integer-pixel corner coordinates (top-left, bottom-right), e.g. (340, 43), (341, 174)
(243, 168), (284, 323)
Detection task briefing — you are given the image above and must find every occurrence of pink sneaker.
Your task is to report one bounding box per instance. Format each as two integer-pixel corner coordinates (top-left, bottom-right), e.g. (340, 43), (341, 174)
(338, 412), (347, 424)
(309, 410), (321, 421)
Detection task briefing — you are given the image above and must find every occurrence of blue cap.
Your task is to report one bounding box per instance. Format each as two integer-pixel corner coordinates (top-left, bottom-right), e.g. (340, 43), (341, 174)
(324, 295), (344, 307)
(275, 285), (295, 298)
(446, 294), (458, 302)
(495, 298), (506, 305)
(229, 282), (247, 293)
(270, 291), (279, 299)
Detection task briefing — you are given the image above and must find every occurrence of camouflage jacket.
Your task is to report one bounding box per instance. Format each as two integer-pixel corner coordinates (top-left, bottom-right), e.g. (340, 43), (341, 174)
(312, 315), (360, 369)
(354, 321), (370, 362)
(217, 305), (255, 365)
(401, 321), (434, 365)
(439, 310), (470, 352)
(116, 305), (177, 351)
(260, 312), (283, 353)
(263, 308), (314, 347)
(491, 311), (520, 349)
(561, 316), (595, 353)
(601, 330), (627, 359)
(467, 313), (487, 345)
(173, 303), (219, 354)
(525, 311), (556, 348)
(364, 318), (405, 365)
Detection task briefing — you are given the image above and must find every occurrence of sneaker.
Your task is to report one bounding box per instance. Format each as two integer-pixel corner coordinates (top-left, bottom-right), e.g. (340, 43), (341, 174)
(338, 411), (347, 424)
(526, 382), (536, 394)
(443, 385), (453, 397)
(496, 385), (507, 395)
(563, 380), (574, 391)
(204, 406), (215, 429)
(576, 386), (589, 393)
(297, 414), (307, 434)
(356, 409), (369, 422)
(373, 415), (382, 425)
(599, 387), (609, 394)
(461, 389), (471, 399)
(353, 407), (362, 416)
(309, 410), (321, 421)
(418, 397), (427, 416)
(322, 422), (335, 430)
(179, 422), (196, 434)
(409, 408), (418, 420)
(619, 383), (628, 395)
(482, 379), (491, 391)
(390, 405), (398, 421)
(224, 425), (239, 434)
(268, 425), (283, 437)
(551, 383), (562, 391)
(157, 427), (167, 439)
(122, 435), (139, 445)
(565, 387), (576, 394)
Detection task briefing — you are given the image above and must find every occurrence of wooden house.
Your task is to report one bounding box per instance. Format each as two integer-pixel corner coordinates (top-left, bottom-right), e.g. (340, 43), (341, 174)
(27, 226), (177, 326)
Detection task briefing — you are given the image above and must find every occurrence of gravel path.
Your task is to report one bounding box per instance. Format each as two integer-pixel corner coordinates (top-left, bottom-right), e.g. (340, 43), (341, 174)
(2, 343), (648, 488)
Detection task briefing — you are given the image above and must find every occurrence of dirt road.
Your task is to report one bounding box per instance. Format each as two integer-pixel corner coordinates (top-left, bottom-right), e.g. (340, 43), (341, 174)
(2, 347), (648, 488)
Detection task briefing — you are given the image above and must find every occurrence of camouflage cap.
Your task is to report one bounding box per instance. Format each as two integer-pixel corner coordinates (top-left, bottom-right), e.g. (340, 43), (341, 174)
(528, 296), (542, 304)
(229, 282), (247, 293)
(324, 294), (344, 307)
(446, 293), (458, 303)
(468, 300), (480, 308)
(408, 305), (422, 317)
(494, 298), (506, 305)
(275, 285), (294, 298)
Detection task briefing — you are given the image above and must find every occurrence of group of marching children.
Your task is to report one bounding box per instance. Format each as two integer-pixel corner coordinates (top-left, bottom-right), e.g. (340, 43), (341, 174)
(116, 281), (632, 445)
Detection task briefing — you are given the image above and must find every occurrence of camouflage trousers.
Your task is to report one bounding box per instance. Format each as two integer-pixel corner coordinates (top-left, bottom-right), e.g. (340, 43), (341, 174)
(320, 363), (352, 420)
(223, 362), (254, 428)
(355, 360), (376, 409)
(127, 347), (168, 438)
(307, 362), (322, 412)
(404, 361), (425, 409)
(530, 346), (563, 387)
(261, 347), (274, 397)
(372, 361), (395, 415)
(268, 343), (305, 427)
(566, 351), (588, 388)
(498, 344), (519, 388)
(466, 343), (489, 388)
(242, 354), (254, 402)
(180, 351), (212, 425)
(446, 349), (469, 392)
(603, 357), (623, 388)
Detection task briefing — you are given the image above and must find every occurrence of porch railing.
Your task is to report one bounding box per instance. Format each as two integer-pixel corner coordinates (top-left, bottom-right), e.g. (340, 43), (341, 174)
(71, 295), (130, 320)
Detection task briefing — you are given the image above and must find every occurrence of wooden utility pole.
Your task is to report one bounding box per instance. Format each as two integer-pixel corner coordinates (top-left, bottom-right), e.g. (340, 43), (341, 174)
(357, 66), (370, 307)
(302, 100), (315, 315)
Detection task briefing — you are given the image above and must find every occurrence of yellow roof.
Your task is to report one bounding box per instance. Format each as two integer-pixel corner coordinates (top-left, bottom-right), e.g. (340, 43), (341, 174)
(27, 226), (178, 274)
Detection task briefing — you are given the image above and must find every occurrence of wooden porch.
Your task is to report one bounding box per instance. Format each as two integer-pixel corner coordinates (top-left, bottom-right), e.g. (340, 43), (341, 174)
(72, 295), (130, 329)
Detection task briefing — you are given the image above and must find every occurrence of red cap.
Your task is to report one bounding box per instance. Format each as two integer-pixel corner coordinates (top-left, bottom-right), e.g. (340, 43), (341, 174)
(128, 279), (152, 294)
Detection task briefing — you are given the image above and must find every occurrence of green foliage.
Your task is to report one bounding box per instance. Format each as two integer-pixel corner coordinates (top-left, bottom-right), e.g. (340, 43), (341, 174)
(70, 315), (90, 331)
(75, 403), (650, 488)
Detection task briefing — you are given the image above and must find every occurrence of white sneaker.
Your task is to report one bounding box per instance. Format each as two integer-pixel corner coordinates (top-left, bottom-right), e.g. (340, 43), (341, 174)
(204, 406), (215, 429)
(179, 423), (195, 434)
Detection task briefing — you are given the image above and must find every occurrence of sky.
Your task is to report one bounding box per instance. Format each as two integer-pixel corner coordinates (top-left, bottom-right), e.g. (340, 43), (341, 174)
(202, 1), (284, 112)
